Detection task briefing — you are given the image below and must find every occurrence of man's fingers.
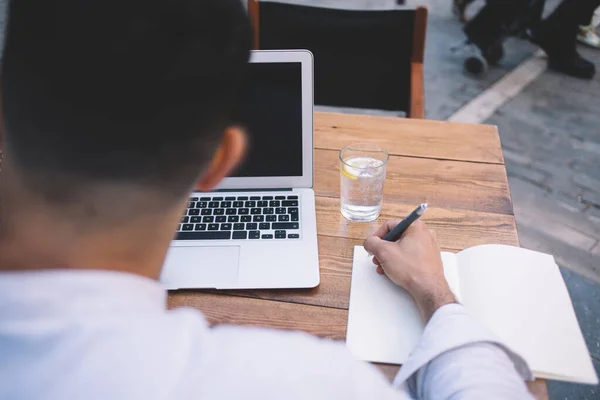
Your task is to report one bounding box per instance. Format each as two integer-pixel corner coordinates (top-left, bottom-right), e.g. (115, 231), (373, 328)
(364, 235), (391, 260)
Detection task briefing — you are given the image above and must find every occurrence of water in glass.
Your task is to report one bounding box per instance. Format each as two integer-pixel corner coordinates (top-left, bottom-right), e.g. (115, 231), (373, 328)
(340, 155), (386, 221)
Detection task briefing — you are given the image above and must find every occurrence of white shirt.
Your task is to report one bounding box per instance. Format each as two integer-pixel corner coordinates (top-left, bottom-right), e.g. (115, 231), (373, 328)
(0, 270), (534, 400)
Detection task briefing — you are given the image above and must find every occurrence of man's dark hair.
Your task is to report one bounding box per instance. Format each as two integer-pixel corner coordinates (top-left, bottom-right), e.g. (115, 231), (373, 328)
(1, 0), (251, 201)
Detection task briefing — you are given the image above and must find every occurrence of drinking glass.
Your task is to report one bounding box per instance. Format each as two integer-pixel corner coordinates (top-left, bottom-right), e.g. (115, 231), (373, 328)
(339, 143), (388, 222)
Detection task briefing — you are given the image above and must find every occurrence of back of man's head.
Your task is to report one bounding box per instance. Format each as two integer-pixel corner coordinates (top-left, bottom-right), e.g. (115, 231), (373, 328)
(1, 0), (251, 205)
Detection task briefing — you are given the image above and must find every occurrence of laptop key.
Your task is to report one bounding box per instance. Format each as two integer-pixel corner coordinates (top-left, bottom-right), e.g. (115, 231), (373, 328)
(225, 196), (236, 201)
(263, 208), (274, 214)
(200, 209), (211, 215)
(233, 231), (248, 240)
(251, 208), (261, 215)
(197, 202), (208, 208)
(278, 215), (290, 222)
(221, 201), (232, 208)
(228, 216), (239, 222)
(249, 231), (260, 239)
(181, 216), (189, 223)
(237, 196), (248, 201)
(253, 215), (264, 222)
(216, 216), (226, 223)
(188, 209), (200, 216)
(213, 209), (225, 215)
(266, 215), (277, 222)
(238, 208), (249, 215)
(233, 223), (245, 230)
(208, 202), (219, 208)
(203, 216), (214, 223)
(288, 207), (299, 214)
(188, 202), (195, 208)
(275, 208), (286, 214)
(275, 196), (286, 200)
(275, 230), (286, 239)
(257, 201), (268, 207)
(195, 224), (207, 231)
(262, 196), (273, 200)
(261, 234), (274, 239)
(220, 223), (232, 230)
(208, 223), (219, 231)
(287, 195), (298, 200)
(269, 200), (280, 207)
(272, 222), (299, 230)
(250, 196), (261, 201)
(200, 197), (211, 201)
(241, 216), (251, 222)
(259, 223), (270, 230)
(288, 233), (300, 239)
(233, 201), (244, 208)
(282, 200), (298, 207)
(191, 216), (202, 223)
(183, 224), (194, 231)
(226, 208), (236, 215)
(245, 201), (256, 208)
(246, 223), (258, 230)
(291, 214), (299, 222)
(176, 231), (231, 240)
(191, 197), (199, 201)
(212, 197), (224, 201)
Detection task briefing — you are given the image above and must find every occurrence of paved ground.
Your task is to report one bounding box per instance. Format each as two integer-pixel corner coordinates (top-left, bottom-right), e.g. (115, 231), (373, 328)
(0, 0), (598, 398)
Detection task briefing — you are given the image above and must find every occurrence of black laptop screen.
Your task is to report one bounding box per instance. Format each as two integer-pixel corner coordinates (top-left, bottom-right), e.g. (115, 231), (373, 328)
(232, 62), (303, 178)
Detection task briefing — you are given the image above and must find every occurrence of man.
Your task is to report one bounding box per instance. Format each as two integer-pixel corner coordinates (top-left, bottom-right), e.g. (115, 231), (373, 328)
(0, 0), (534, 399)
(462, 0), (600, 79)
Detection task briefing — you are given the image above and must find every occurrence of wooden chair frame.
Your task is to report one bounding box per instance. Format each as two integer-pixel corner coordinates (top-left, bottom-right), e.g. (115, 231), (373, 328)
(247, 1), (427, 119)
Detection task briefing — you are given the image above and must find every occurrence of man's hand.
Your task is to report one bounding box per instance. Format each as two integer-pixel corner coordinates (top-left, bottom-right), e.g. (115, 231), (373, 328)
(363, 220), (456, 321)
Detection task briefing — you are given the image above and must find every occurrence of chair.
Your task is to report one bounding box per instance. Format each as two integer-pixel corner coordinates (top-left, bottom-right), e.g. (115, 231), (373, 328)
(247, 1), (427, 119)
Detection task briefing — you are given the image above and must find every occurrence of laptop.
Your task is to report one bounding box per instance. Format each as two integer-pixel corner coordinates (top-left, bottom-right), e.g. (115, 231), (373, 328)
(160, 50), (320, 290)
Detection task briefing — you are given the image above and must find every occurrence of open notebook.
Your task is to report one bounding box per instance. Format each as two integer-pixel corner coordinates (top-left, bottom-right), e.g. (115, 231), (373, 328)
(346, 244), (598, 385)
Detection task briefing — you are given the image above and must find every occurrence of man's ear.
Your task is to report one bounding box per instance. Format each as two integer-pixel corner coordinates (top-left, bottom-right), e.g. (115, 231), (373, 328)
(196, 126), (247, 191)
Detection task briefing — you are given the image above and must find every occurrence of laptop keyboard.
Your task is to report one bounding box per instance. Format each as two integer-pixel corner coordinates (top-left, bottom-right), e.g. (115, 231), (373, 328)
(176, 194), (300, 240)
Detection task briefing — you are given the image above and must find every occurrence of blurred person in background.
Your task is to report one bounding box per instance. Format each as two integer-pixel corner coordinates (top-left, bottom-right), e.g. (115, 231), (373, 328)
(455, 0), (600, 78)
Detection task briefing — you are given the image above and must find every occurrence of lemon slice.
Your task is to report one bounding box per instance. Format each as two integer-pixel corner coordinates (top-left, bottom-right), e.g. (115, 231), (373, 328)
(340, 165), (358, 180)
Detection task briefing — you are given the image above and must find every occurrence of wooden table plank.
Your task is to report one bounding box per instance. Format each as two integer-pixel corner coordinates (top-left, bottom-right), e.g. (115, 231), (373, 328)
(168, 292), (348, 340)
(192, 203), (519, 310)
(315, 112), (504, 164)
(315, 148), (514, 215)
(316, 197), (520, 250)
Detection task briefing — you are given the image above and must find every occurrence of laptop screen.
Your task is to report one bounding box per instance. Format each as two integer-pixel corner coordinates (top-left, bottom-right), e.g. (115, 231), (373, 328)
(233, 62), (303, 178)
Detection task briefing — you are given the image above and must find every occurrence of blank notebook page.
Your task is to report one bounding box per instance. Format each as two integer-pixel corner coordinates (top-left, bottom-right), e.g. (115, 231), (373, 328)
(456, 244), (598, 384)
(346, 246), (460, 365)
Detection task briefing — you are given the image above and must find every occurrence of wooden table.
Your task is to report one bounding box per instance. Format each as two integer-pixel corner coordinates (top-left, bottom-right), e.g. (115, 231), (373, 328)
(169, 112), (548, 399)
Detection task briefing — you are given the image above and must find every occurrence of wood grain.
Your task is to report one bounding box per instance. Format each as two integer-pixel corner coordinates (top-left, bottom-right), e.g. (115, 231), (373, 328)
(408, 6), (427, 119)
(202, 202), (519, 310)
(316, 197), (520, 250)
(316, 148), (513, 215)
(168, 291), (348, 339)
(314, 112), (504, 164)
(411, 7), (428, 64)
(247, 0), (260, 50)
(409, 62), (425, 119)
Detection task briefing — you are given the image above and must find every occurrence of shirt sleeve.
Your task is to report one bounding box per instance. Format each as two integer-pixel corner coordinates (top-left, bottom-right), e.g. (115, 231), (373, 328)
(393, 303), (535, 400)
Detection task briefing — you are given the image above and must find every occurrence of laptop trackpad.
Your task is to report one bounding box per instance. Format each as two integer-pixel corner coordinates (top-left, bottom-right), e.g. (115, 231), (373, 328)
(161, 246), (240, 289)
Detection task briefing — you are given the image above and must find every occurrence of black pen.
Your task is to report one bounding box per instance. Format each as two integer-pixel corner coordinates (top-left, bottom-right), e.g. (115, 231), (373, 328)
(382, 203), (428, 242)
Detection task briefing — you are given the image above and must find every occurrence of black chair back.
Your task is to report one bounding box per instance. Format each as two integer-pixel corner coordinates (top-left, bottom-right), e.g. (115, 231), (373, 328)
(257, 2), (418, 114)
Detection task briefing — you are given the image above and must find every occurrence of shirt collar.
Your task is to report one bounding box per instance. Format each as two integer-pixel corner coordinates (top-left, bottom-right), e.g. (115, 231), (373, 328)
(0, 270), (166, 320)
